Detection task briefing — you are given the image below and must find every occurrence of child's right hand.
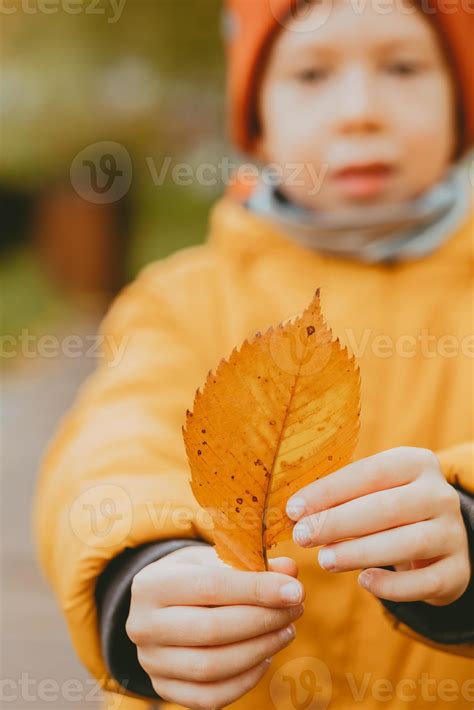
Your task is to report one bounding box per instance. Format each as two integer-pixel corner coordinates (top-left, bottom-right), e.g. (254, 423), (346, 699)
(126, 545), (305, 710)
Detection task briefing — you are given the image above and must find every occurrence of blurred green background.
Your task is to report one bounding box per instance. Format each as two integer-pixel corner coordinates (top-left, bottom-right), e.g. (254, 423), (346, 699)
(1, 5), (234, 705)
(1, 0), (228, 343)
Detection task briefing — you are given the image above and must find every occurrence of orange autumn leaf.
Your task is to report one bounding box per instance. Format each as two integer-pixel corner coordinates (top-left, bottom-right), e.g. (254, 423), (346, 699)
(183, 290), (360, 572)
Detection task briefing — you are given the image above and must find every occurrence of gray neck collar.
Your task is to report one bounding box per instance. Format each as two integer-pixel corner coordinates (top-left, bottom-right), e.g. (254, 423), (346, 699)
(246, 162), (471, 263)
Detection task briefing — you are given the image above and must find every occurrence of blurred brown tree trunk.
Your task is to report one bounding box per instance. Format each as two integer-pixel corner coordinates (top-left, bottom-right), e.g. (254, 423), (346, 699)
(32, 181), (131, 307)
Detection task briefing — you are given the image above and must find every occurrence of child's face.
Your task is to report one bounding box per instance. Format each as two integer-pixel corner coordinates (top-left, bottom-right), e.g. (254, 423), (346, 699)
(255, 0), (457, 211)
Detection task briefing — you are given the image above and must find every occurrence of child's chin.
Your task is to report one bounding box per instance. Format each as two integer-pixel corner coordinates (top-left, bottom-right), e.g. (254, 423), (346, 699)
(301, 191), (393, 213)
(337, 192), (393, 209)
(330, 184), (414, 211)
(332, 176), (395, 205)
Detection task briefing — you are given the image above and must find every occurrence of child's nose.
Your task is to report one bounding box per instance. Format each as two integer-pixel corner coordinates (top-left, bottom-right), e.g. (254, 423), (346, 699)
(335, 67), (384, 134)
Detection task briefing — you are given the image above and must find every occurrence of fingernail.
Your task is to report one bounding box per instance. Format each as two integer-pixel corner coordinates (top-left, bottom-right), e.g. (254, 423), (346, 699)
(286, 497), (306, 520)
(263, 657), (273, 666)
(318, 548), (336, 570)
(280, 624), (296, 643)
(293, 522), (311, 546)
(358, 572), (372, 590)
(290, 603), (305, 617)
(280, 581), (303, 604)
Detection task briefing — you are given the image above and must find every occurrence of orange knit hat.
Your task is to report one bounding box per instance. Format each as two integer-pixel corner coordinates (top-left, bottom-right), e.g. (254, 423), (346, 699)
(222, 0), (474, 156)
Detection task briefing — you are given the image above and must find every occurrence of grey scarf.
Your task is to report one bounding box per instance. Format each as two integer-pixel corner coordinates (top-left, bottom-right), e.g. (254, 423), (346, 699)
(246, 161), (471, 263)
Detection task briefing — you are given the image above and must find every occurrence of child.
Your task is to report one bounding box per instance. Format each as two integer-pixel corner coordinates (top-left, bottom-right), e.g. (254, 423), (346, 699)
(33, 1), (474, 709)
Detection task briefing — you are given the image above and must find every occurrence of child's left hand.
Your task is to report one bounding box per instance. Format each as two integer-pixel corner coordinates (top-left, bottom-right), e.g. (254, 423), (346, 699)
(286, 447), (471, 606)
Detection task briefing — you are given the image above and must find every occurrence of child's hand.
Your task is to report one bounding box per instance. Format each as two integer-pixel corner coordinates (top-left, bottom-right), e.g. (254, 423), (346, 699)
(286, 447), (471, 607)
(126, 545), (304, 710)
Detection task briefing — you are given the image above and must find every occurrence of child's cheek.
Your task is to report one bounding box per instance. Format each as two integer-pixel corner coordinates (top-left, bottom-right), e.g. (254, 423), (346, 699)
(391, 75), (457, 176)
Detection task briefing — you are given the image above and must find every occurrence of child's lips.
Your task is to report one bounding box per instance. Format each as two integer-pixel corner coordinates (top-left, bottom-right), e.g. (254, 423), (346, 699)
(333, 162), (396, 199)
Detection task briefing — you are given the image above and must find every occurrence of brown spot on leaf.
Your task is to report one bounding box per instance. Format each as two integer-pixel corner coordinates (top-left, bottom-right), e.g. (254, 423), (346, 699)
(236, 497), (243, 504)
(235, 507), (240, 513)
(307, 325), (315, 336)
(197, 450), (202, 456)
(252, 496), (258, 502)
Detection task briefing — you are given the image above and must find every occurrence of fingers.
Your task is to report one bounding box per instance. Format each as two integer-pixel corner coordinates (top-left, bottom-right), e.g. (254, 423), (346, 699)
(268, 556), (299, 578)
(317, 519), (454, 573)
(286, 447), (438, 521)
(144, 564), (305, 608)
(140, 624), (297, 682)
(165, 546), (299, 578)
(358, 555), (467, 604)
(140, 603), (304, 647)
(163, 545), (222, 566)
(149, 658), (271, 710)
(292, 480), (428, 547)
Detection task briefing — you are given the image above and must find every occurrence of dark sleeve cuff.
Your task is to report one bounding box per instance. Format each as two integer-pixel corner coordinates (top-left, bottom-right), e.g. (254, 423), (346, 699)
(95, 538), (212, 700)
(380, 486), (474, 646)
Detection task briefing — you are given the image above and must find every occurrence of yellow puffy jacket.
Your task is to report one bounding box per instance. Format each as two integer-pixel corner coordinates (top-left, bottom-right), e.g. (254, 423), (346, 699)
(33, 196), (474, 710)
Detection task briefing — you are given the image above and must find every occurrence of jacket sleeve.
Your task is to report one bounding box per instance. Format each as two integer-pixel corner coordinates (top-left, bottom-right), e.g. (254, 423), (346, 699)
(380, 442), (474, 658)
(32, 249), (227, 698)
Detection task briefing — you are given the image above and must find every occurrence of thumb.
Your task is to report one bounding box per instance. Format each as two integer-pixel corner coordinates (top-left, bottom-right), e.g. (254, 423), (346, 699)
(268, 556), (299, 578)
